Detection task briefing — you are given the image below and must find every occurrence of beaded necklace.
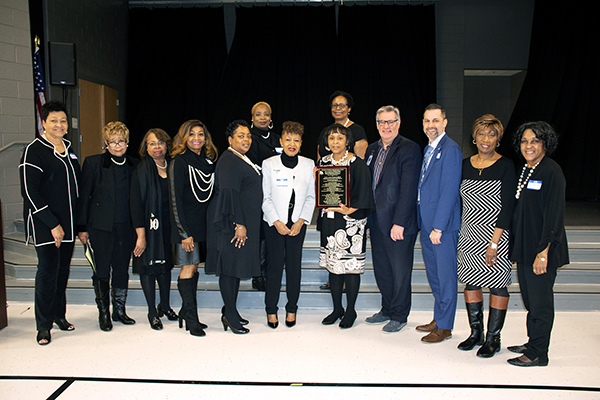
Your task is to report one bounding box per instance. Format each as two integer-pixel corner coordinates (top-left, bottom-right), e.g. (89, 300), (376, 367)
(515, 160), (541, 199)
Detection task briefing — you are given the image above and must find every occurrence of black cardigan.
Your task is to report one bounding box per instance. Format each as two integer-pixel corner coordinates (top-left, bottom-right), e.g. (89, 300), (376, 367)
(19, 136), (80, 246)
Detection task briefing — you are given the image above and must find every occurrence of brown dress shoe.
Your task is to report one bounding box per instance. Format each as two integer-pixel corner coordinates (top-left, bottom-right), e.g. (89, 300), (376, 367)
(421, 328), (452, 343)
(415, 320), (437, 332)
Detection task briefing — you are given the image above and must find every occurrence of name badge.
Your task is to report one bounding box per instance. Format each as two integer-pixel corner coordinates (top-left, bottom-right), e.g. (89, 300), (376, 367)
(527, 180), (542, 190)
(276, 178), (288, 187)
(205, 158), (213, 165)
(275, 147), (283, 154)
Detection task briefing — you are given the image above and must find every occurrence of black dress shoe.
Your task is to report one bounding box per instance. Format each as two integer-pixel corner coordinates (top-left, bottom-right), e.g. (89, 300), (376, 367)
(157, 305), (178, 321)
(37, 330), (51, 345)
(267, 314), (279, 329)
(222, 315), (249, 334)
(339, 310), (357, 329)
(507, 344), (527, 353)
(54, 318), (74, 331)
(322, 309), (344, 325)
(148, 315), (163, 330)
(222, 306), (248, 326)
(320, 283), (330, 290)
(507, 356), (548, 367)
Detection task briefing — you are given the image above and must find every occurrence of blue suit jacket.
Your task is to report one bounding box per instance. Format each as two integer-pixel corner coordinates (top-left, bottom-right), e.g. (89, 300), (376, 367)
(366, 135), (421, 236)
(417, 134), (462, 233)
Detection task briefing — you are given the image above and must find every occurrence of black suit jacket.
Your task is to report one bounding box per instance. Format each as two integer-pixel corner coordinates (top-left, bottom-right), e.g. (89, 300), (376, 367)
(366, 134), (421, 236)
(77, 152), (138, 232)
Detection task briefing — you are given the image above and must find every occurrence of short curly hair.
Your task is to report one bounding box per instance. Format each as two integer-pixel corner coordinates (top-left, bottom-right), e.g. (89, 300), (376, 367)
(512, 121), (559, 156)
(102, 121), (129, 150)
(472, 114), (504, 141)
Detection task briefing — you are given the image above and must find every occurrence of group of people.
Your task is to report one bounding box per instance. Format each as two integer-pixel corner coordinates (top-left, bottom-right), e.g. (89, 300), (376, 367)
(19, 91), (569, 368)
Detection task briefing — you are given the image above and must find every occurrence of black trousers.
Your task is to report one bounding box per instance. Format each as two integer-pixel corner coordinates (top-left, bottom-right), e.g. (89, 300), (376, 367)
(516, 262), (558, 363)
(370, 215), (416, 323)
(263, 221), (306, 314)
(89, 223), (134, 289)
(34, 241), (75, 331)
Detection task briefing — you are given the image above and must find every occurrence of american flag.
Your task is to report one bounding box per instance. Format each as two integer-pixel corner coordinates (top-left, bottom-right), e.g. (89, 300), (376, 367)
(33, 45), (46, 137)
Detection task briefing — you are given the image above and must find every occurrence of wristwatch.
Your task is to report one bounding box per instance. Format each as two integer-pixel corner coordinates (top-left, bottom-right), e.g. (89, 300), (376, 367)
(489, 241), (498, 249)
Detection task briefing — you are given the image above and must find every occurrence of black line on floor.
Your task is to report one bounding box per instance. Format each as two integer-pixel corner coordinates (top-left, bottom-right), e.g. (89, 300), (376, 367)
(46, 379), (74, 400)
(1, 376), (599, 393)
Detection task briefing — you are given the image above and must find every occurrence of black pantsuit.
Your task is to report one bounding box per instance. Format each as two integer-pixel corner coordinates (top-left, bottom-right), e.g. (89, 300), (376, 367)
(34, 242), (75, 330)
(264, 221), (306, 314)
(89, 223), (134, 289)
(517, 262), (558, 363)
(369, 214), (416, 323)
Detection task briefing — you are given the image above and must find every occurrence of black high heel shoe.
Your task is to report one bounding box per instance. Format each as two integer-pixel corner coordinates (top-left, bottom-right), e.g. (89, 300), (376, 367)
(267, 314), (279, 329)
(36, 330), (51, 345)
(157, 305), (178, 321)
(54, 318), (74, 331)
(178, 312), (206, 337)
(221, 315), (249, 334)
(148, 314), (163, 330)
(285, 313), (296, 328)
(339, 310), (357, 329)
(322, 309), (344, 325)
(222, 306), (249, 325)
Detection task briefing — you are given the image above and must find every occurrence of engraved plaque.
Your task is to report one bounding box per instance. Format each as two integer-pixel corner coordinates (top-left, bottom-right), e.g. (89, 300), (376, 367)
(316, 166), (350, 208)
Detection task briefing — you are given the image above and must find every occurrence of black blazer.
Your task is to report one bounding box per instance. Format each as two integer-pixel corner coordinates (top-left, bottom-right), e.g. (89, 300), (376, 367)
(366, 134), (421, 235)
(77, 152), (138, 232)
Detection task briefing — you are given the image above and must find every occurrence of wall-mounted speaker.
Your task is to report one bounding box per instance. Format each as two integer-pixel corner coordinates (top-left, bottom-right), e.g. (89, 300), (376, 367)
(49, 42), (76, 85)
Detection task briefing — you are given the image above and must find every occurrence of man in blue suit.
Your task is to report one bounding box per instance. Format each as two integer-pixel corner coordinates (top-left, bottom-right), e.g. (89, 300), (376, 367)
(416, 103), (462, 343)
(365, 105), (421, 333)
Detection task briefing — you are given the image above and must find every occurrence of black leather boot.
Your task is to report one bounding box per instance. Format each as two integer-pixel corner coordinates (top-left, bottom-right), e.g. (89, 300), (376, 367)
(93, 280), (112, 331)
(191, 272), (208, 329)
(457, 301), (484, 350)
(477, 306), (507, 358)
(177, 277), (206, 337)
(111, 287), (136, 324)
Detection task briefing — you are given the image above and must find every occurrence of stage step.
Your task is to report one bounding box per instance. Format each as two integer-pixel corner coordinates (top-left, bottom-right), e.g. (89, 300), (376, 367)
(4, 227), (600, 311)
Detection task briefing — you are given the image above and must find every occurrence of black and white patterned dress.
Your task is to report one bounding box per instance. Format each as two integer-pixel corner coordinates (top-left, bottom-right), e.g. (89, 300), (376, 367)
(457, 156), (516, 288)
(317, 154), (374, 275)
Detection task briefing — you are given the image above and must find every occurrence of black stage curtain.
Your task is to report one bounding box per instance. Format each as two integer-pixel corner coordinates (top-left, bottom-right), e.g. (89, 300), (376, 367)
(126, 4), (435, 159)
(504, 2), (600, 200)
(126, 8), (227, 153)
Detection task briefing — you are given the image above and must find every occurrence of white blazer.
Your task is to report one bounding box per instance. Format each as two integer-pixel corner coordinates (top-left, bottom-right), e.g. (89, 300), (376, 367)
(262, 155), (316, 226)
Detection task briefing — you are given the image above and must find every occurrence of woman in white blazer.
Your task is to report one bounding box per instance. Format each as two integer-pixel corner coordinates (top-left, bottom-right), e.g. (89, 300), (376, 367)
(262, 121), (315, 328)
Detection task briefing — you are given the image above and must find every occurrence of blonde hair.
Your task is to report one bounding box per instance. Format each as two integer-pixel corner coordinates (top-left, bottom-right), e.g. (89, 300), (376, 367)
(102, 121), (129, 150)
(251, 101), (272, 116)
(171, 119), (218, 162)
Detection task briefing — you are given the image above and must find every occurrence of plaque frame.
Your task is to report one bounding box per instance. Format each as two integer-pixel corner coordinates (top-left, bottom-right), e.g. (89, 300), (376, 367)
(315, 165), (350, 209)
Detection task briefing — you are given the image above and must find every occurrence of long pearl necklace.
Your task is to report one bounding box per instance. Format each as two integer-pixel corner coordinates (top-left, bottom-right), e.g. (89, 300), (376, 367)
(515, 160), (541, 199)
(228, 147), (261, 175)
(189, 165), (214, 203)
(343, 118), (350, 127)
(331, 150), (349, 166)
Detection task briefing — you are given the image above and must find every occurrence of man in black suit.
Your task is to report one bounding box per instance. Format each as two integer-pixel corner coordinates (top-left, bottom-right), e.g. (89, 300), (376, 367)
(365, 105), (421, 333)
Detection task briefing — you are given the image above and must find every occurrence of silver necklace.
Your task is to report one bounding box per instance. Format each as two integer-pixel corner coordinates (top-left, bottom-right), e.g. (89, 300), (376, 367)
(155, 159), (167, 169)
(111, 157), (126, 166)
(228, 147), (261, 175)
(515, 160), (541, 199)
(331, 150), (349, 166)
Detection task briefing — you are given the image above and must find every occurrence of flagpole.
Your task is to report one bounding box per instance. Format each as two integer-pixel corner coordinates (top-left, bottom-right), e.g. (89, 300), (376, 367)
(33, 35), (47, 137)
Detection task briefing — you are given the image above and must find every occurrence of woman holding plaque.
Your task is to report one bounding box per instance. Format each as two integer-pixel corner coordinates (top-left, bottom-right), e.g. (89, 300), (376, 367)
(317, 123), (374, 328)
(262, 121), (315, 328)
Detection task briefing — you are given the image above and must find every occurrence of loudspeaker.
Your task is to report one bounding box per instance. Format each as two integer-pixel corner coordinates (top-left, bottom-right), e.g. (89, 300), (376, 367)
(49, 42), (76, 85)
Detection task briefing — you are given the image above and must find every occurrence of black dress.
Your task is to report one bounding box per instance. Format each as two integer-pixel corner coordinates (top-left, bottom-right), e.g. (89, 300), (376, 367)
(317, 123), (368, 159)
(206, 150), (263, 279)
(168, 149), (215, 264)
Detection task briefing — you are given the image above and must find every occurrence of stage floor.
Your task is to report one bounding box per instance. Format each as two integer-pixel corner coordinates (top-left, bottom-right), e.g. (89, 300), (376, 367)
(1, 303), (599, 399)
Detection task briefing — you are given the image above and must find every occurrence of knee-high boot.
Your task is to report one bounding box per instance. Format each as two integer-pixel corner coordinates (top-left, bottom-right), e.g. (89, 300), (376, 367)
(458, 289), (484, 350)
(177, 276), (206, 337)
(111, 287), (136, 324)
(477, 294), (509, 358)
(93, 280), (112, 331)
(190, 272), (207, 329)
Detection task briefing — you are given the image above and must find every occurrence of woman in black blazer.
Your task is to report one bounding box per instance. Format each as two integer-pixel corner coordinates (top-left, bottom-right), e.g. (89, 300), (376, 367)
(168, 120), (218, 337)
(78, 121), (138, 331)
(19, 101), (80, 345)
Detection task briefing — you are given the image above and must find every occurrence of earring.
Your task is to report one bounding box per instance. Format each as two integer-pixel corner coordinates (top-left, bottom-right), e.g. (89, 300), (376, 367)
(472, 139), (476, 144)
(251, 122), (254, 129)
(497, 142), (500, 147)
(268, 120), (273, 130)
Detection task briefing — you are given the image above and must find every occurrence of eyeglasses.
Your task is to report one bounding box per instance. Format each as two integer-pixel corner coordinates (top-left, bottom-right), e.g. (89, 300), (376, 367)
(331, 103), (348, 109)
(108, 139), (127, 147)
(147, 141), (166, 147)
(376, 119), (399, 126)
